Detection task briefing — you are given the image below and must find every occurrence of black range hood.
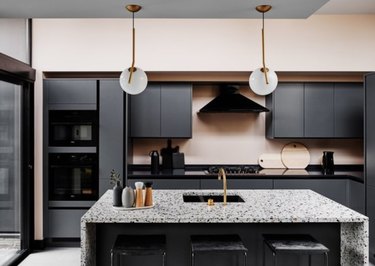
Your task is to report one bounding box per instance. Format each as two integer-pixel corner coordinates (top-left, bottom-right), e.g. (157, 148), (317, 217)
(198, 85), (269, 113)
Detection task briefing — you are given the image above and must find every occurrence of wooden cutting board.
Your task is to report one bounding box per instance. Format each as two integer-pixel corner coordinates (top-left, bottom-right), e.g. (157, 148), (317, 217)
(281, 142), (310, 169)
(258, 153), (286, 169)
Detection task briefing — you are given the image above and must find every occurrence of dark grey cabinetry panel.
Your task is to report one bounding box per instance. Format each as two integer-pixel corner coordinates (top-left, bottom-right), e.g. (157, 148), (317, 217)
(267, 82), (363, 139)
(367, 185), (375, 259)
(99, 80), (124, 196)
(201, 179), (273, 189)
(45, 79), (97, 109)
(348, 180), (365, 214)
(160, 84), (192, 138)
(304, 83), (334, 137)
(129, 179), (200, 189)
(130, 83), (192, 138)
(130, 84), (161, 138)
(48, 209), (88, 238)
(274, 179), (348, 206)
(334, 83), (363, 138)
(266, 83), (304, 138)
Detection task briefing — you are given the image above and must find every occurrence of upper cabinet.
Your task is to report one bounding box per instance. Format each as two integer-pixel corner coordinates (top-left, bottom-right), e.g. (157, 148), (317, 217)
(266, 82), (363, 139)
(45, 79), (97, 110)
(130, 83), (192, 138)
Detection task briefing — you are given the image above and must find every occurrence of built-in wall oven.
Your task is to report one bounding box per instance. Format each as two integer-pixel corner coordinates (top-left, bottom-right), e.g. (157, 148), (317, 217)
(49, 153), (98, 201)
(49, 110), (98, 146)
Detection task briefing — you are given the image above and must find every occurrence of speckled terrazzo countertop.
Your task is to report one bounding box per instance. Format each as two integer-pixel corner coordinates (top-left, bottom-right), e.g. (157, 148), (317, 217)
(81, 189), (367, 224)
(81, 189), (369, 266)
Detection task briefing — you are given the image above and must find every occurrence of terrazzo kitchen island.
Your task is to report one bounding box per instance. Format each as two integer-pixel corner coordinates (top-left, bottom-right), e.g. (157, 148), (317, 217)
(81, 189), (368, 266)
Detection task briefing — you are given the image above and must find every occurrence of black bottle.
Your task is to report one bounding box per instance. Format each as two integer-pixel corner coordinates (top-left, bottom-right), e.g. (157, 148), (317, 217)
(149, 150), (160, 174)
(322, 151), (334, 175)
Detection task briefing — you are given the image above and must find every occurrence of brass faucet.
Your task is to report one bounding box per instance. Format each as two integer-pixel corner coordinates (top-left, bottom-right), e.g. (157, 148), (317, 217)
(218, 168), (227, 205)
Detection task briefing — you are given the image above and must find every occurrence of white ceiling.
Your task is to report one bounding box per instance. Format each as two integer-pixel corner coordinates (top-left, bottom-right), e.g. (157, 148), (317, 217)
(0, 0), (373, 18)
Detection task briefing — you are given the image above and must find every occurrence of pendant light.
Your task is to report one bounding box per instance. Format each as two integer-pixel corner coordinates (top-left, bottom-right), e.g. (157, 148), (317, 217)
(119, 4), (148, 95)
(249, 5), (278, 96)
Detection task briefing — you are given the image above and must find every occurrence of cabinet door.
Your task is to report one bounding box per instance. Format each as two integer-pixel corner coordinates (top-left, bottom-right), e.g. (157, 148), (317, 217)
(267, 83), (304, 138)
(334, 83), (363, 138)
(201, 179), (273, 189)
(348, 180), (365, 214)
(367, 185), (375, 259)
(129, 179), (200, 189)
(304, 83), (334, 137)
(48, 209), (88, 238)
(160, 84), (192, 138)
(130, 84), (161, 138)
(274, 179), (348, 206)
(45, 79), (97, 107)
(99, 80), (124, 196)
(366, 74), (375, 187)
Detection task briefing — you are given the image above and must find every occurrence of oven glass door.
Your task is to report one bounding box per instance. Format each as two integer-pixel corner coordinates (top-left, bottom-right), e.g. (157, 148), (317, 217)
(49, 154), (98, 201)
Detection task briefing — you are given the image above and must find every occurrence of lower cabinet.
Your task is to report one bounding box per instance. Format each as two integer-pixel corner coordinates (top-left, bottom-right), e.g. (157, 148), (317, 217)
(48, 209), (88, 238)
(273, 179), (348, 206)
(129, 179), (201, 189)
(201, 179), (273, 189)
(367, 185), (375, 260)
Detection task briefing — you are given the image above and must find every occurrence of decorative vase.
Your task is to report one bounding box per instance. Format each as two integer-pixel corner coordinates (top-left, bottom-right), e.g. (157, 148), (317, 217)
(113, 181), (123, 207)
(122, 186), (135, 208)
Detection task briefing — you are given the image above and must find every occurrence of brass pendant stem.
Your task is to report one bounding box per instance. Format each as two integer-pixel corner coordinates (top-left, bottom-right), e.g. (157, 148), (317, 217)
(261, 28), (269, 85)
(128, 27), (136, 84)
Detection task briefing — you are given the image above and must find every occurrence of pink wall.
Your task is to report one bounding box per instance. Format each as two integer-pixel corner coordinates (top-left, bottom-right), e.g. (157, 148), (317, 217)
(32, 15), (374, 239)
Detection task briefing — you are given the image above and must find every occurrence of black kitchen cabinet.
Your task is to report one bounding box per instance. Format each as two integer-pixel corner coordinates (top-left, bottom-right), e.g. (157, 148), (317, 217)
(45, 79), (97, 109)
(266, 82), (363, 139)
(48, 209), (88, 238)
(99, 79), (124, 196)
(130, 83), (192, 138)
(273, 179), (348, 206)
(129, 179), (200, 189)
(365, 73), (375, 262)
(304, 83), (334, 137)
(334, 83), (363, 138)
(348, 179), (365, 214)
(201, 179), (273, 189)
(266, 83), (304, 138)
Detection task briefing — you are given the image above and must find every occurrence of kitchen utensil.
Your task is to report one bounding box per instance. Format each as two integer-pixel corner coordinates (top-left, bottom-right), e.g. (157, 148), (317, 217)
(172, 152), (185, 169)
(281, 142), (310, 169)
(160, 139), (179, 170)
(149, 150), (160, 174)
(258, 153), (285, 169)
(322, 151), (334, 174)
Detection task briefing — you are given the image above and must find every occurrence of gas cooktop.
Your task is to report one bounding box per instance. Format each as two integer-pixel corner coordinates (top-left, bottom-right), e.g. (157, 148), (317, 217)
(205, 166), (261, 175)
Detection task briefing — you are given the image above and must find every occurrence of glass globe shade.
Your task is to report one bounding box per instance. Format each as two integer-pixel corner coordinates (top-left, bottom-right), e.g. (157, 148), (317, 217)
(119, 67), (148, 95)
(249, 68), (278, 96)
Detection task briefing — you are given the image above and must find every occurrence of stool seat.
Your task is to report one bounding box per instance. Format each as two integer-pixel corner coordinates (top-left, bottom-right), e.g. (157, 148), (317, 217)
(262, 234), (329, 266)
(263, 234), (329, 254)
(111, 235), (166, 266)
(190, 235), (248, 266)
(191, 235), (248, 253)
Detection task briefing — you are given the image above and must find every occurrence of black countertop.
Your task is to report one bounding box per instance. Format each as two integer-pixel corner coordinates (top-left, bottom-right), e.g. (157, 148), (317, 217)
(128, 164), (364, 183)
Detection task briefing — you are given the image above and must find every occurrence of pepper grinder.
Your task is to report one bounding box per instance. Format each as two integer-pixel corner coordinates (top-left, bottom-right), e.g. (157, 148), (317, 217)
(144, 181), (153, 206)
(135, 182), (144, 208)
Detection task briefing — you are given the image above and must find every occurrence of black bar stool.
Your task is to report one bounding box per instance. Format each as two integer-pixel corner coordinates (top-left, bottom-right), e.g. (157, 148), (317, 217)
(111, 235), (166, 266)
(190, 234), (248, 266)
(262, 234), (329, 266)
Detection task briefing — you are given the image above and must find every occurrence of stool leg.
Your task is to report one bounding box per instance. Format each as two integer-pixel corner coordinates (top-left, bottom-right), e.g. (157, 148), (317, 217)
(308, 254), (312, 266)
(110, 252), (114, 266)
(273, 252), (277, 266)
(243, 251), (247, 266)
(162, 251), (166, 266)
(191, 251), (195, 266)
(324, 252), (328, 266)
(263, 242), (266, 266)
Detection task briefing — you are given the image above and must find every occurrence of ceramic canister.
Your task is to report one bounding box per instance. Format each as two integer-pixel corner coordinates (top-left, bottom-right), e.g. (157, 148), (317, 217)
(122, 186), (135, 208)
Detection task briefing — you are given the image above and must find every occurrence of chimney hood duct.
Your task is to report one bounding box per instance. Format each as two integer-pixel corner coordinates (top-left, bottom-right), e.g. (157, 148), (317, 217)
(198, 85), (269, 113)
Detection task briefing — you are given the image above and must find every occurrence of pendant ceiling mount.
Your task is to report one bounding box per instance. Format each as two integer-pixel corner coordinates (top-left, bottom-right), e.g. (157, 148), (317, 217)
(255, 5), (272, 13)
(126, 4), (142, 13)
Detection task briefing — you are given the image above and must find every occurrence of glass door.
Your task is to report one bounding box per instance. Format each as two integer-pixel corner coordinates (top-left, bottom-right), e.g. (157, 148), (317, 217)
(0, 81), (22, 265)
(0, 52), (34, 266)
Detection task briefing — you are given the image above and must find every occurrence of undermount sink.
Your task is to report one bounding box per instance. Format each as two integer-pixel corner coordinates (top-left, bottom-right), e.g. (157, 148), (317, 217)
(183, 194), (245, 203)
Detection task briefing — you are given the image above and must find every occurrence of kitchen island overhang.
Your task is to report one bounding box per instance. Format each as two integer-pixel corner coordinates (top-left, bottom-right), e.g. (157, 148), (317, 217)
(81, 189), (368, 266)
